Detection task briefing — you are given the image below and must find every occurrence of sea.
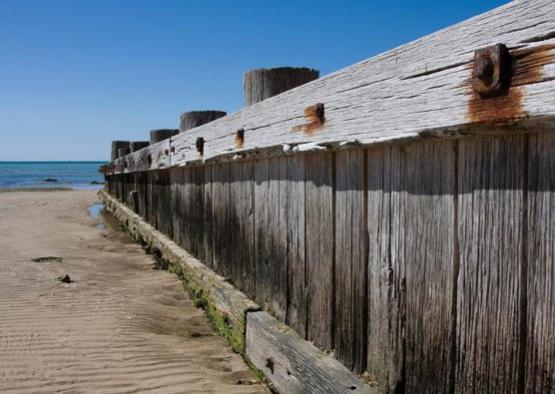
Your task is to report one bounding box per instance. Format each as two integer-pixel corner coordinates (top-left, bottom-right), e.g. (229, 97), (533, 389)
(0, 162), (107, 190)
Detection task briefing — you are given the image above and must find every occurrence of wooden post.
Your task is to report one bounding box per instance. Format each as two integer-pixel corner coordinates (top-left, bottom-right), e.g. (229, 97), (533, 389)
(130, 141), (149, 152)
(117, 147), (130, 158)
(243, 67), (319, 106)
(111, 141), (130, 161)
(150, 129), (179, 144)
(180, 111), (227, 132)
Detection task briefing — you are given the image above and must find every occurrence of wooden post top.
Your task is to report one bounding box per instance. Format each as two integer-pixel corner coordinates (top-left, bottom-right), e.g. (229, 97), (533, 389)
(150, 129), (179, 144)
(180, 111), (227, 132)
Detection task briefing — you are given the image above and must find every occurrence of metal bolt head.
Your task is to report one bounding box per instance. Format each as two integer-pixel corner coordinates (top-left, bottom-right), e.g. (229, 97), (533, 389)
(472, 43), (512, 97)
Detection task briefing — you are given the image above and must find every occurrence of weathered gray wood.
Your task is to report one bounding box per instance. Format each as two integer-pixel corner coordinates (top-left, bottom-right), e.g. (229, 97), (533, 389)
(285, 155), (307, 338)
(117, 139), (170, 173)
(212, 163), (232, 279)
(158, 1), (555, 170)
(111, 140), (130, 161)
(456, 135), (525, 393)
(526, 132), (555, 393)
(244, 67), (319, 106)
(130, 141), (149, 152)
(150, 129), (178, 144)
(230, 161), (256, 298)
(367, 145), (404, 391)
(170, 167), (184, 246)
(335, 149), (367, 373)
(180, 111), (227, 132)
(305, 152), (334, 350)
(246, 311), (377, 394)
(200, 165), (214, 269)
(403, 140), (456, 392)
(255, 158), (287, 321)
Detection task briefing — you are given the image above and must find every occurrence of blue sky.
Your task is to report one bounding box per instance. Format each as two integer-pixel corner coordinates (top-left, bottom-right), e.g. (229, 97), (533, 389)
(0, 0), (508, 161)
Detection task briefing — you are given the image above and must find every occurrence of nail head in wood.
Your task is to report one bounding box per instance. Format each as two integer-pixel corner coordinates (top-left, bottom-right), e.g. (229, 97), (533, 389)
(472, 43), (512, 97)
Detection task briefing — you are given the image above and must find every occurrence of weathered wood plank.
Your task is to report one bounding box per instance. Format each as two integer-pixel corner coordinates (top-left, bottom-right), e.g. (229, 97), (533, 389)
(305, 152), (334, 350)
(246, 311), (377, 394)
(157, 169), (173, 238)
(335, 149), (367, 373)
(403, 140), (456, 392)
(200, 165), (214, 268)
(456, 135), (525, 393)
(285, 155), (306, 338)
(170, 168), (184, 247)
(526, 131), (555, 393)
(212, 163), (232, 279)
(367, 145), (404, 391)
(230, 161), (255, 298)
(189, 165), (205, 258)
(255, 158), (287, 321)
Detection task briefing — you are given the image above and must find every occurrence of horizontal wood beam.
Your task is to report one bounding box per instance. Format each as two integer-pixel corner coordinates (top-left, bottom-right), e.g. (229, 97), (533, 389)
(110, 0), (555, 174)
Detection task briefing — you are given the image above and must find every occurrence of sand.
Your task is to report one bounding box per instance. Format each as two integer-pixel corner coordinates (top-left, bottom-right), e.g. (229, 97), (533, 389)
(0, 190), (267, 393)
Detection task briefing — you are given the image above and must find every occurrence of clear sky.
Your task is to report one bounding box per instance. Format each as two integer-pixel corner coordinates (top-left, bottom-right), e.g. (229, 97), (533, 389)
(0, 0), (508, 161)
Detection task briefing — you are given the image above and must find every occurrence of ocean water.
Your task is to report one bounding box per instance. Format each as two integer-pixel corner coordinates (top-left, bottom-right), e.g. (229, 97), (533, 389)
(0, 162), (107, 190)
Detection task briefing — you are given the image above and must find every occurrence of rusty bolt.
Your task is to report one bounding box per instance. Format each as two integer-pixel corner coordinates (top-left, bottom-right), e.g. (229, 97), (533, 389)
(196, 137), (205, 156)
(472, 43), (512, 97)
(314, 103), (325, 123)
(235, 129), (245, 147)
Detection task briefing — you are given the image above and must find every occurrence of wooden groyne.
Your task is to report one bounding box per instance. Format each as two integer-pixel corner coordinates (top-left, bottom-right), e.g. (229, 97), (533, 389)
(102, 1), (555, 392)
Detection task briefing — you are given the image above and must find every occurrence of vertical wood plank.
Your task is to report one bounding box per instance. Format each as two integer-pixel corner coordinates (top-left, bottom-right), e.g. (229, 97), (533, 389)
(456, 135), (525, 393)
(201, 165), (214, 268)
(255, 157), (287, 321)
(157, 169), (173, 237)
(190, 165), (205, 258)
(230, 161), (256, 298)
(367, 145), (404, 391)
(137, 172), (148, 220)
(170, 167), (184, 247)
(335, 149), (367, 373)
(403, 141), (456, 392)
(306, 152), (334, 350)
(213, 163), (232, 278)
(526, 132), (555, 393)
(180, 167), (192, 252)
(285, 155), (306, 338)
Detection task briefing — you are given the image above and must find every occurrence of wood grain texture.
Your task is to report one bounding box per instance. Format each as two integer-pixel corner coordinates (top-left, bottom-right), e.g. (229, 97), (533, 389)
(212, 163), (232, 279)
(230, 161), (256, 298)
(157, 169), (173, 238)
(526, 132), (555, 393)
(201, 165), (214, 269)
(305, 152), (334, 350)
(170, 168), (184, 247)
(255, 158), (287, 321)
(335, 149), (367, 373)
(456, 135), (525, 393)
(246, 311), (377, 394)
(367, 146), (404, 392)
(403, 141), (456, 393)
(284, 155), (306, 338)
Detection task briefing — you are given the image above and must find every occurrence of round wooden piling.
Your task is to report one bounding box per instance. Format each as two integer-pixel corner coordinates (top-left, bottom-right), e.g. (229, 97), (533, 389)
(111, 141), (130, 161)
(179, 111), (227, 132)
(150, 129), (179, 144)
(130, 141), (150, 152)
(117, 147), (130, 158)
(243, 67), (319, 106)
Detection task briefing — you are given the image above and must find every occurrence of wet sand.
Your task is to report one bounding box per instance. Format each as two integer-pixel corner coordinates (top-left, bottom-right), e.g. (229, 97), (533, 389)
(0, 190), (267, 393)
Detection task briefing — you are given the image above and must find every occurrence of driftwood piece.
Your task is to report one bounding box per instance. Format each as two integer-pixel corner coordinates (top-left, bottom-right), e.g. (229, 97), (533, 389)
(243, 67), (319, 106)
(246, 311), (377, 394)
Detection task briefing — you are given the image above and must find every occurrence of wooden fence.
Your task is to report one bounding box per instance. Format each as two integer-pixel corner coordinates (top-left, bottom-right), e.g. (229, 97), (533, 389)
(103, 1), (555, 392)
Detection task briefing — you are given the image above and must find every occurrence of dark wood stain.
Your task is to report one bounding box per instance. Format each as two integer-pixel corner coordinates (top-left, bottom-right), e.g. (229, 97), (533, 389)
(293, 104), (325, 134)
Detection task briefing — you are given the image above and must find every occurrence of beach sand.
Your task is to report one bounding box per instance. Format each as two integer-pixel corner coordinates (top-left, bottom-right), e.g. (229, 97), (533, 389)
(0, 190), (267, 393)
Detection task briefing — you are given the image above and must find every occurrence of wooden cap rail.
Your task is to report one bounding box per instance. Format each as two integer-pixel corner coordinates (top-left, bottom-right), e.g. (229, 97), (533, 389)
(107, 0), (555, 175)
(243, 67), (319, 106)
(180, 111), (227, 132)
(150, 129), (179, 144)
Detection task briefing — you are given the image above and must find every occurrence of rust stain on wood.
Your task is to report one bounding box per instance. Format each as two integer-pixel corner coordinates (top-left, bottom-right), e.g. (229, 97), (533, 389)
(467, 44), (554, 124)
(235, 129), (245, 148)
(293, 103), (325, 134)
